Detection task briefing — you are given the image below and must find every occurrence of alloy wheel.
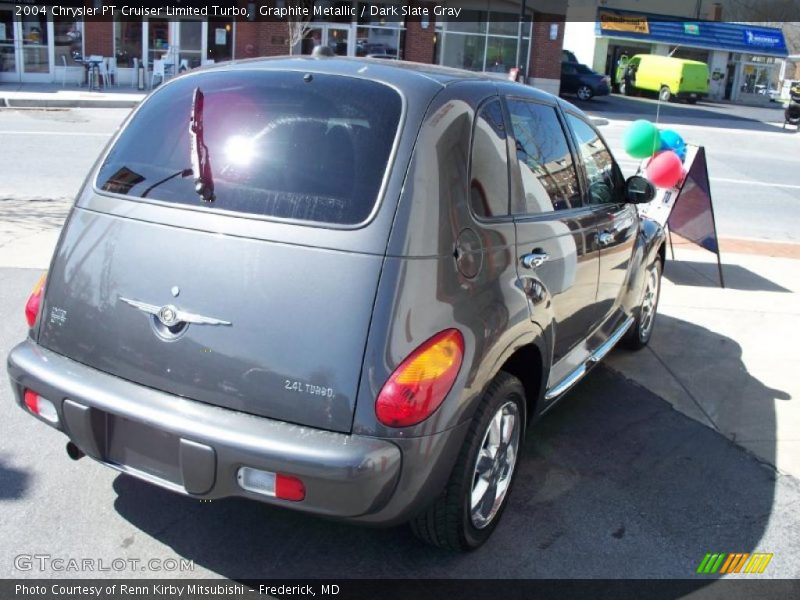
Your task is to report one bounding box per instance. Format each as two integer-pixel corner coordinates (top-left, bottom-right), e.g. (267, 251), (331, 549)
(470, 401), (520, 529)
(640, 265), (660, 340)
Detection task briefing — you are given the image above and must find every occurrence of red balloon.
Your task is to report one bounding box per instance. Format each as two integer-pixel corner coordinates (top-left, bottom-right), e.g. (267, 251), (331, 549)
(646, 150), (685, 189)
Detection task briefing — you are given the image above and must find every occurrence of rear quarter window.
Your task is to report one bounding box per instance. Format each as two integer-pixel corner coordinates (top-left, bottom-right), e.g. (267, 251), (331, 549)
(96, 70), (402, 226)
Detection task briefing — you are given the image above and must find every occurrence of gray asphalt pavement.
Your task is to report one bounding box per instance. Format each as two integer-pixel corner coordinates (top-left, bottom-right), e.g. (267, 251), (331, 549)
(2, 268), (799, 579)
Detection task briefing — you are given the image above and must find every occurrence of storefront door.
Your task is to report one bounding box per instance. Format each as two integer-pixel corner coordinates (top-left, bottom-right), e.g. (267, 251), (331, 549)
(146, 19), (226, 72)
(0, 7), (53, 82)
(736, 62), (776, 104)
(301, 25), (353, 56)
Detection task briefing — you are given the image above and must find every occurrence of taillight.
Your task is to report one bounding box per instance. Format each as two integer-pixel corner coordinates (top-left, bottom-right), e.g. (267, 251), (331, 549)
(375, 329), (464, 427)
(25, 272), (47, 327)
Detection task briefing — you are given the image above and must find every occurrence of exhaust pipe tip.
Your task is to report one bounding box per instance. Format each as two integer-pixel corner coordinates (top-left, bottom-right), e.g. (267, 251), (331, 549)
(66, 441), (85, 461)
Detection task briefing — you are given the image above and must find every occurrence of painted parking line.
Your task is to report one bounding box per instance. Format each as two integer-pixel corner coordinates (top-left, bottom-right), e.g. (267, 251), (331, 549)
(704, 178), (800, 189)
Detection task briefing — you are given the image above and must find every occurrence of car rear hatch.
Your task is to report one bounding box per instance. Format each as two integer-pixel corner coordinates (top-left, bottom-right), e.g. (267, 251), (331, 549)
(36, 68), (404, 434)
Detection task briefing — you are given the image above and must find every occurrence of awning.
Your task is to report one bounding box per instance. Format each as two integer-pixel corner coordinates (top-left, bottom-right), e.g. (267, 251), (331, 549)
(595, 9), (788, 58)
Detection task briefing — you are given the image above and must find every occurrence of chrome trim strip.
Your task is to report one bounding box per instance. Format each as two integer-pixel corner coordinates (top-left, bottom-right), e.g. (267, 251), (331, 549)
(544, 316), (634, 401)
(544, 364), (586, 401)
(587, 316), (635, 365)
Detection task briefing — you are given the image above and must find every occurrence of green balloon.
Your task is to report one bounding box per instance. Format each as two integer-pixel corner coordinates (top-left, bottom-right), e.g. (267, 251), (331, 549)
(623, 120), (661, 159)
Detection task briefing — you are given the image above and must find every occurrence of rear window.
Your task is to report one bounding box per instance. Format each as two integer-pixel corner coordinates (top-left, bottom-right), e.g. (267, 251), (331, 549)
(96, 70), (402, 225)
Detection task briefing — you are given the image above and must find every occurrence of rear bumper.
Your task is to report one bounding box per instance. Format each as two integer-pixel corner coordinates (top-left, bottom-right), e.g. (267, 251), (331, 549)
(595, 83), (611, 96)
(7, 340), (427, 521)
(676, 91), (706, 99)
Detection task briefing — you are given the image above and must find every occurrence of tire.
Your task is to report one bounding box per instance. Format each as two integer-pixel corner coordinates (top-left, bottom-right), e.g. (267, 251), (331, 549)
(577, 85), (594, 101)
(410, 372), (525, 551)
(659, 85), (672, 102)
(623, 258), (662, 350)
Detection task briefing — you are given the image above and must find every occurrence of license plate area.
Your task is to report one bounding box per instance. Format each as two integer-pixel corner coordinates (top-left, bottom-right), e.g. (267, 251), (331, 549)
(105, 414), (182, 485)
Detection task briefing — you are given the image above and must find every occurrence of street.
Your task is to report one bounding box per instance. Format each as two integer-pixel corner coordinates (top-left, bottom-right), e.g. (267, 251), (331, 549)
(1, 96), (799, 581)
(579, 95), (800, 242)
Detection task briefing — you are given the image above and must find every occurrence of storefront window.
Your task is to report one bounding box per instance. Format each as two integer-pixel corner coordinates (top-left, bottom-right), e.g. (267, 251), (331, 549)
(436, 11), (531, 74)
(54, 18), (82, 65)
(148, 18), (170, 66)
(20, 14), (48, 74)
(447, 11), (488, 34)
(357, 2), (403, 58)
(114, 18), (142, 67)
(207, 21), (233, 62)
(441, 34), (486, 71)
(178, 19), (203, 69)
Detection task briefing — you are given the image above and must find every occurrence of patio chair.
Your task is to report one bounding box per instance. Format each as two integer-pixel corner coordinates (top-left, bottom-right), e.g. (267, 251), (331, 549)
(151, 59), (165, 89)
(107, 57), (118, 86)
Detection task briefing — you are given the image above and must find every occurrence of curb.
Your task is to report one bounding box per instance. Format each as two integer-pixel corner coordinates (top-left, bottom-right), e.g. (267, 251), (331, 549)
(1, 95), (144, 109)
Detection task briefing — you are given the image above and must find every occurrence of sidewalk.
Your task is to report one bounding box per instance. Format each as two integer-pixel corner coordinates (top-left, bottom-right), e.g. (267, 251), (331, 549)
(608, 243), (800, 479)
(0, 82), (145, 108)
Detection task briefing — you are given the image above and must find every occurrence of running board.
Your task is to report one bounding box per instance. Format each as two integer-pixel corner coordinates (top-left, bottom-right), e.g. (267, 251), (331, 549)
(544, 316), (634, 401)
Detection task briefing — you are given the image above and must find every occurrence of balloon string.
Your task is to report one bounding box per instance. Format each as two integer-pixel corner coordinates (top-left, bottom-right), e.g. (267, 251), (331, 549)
(655, 94), (662, 152)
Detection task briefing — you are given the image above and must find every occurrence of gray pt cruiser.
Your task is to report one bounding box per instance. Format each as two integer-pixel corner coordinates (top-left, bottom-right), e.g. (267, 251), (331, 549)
(7, 57), (664, 551)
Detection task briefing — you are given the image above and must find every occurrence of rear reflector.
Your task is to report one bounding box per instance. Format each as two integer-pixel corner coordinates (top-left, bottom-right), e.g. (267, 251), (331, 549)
(25, 272), (47, 328)
(236, 467), (305, 502)
(275, 473), (306, 501)
(23, 389), (59, 424)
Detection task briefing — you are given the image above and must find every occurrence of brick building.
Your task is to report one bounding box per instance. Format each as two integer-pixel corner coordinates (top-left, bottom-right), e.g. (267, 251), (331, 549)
(0, 1), (566, 94)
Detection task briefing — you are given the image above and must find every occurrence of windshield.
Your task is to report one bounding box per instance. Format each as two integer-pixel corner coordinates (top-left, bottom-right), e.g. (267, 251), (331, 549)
(576, 64), (595, 75)
(96, 70), (402, 225)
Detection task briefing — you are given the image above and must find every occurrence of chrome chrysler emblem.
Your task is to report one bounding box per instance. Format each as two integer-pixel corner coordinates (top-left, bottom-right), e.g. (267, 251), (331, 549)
(119, 297), (231, 327)
(158, 305), (179, 326)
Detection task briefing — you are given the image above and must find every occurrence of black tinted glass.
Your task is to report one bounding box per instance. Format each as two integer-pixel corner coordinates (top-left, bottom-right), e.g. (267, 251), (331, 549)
(470, 99), (509, 218)
(567, 113), (624, 205)
(97, 70), (402, 225)
(506, 99), (581, 213)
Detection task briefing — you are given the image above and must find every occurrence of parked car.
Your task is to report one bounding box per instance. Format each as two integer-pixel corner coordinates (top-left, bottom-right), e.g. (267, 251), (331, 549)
(561, 49), (579, 64)
(8, 57), (665, 551)
(616, 54), (709, 103)
(561, 62), (611, 100)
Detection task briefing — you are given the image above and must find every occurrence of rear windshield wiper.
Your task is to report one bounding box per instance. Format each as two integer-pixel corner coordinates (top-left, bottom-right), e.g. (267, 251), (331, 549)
(190, 87), (215, 203)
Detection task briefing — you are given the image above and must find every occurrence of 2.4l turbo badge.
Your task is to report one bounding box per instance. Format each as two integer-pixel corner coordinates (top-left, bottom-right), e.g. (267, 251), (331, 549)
(284, 379), (335, 399)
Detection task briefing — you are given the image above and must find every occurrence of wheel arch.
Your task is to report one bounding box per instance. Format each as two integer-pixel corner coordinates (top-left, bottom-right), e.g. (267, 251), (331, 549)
(498, 343), (547, 427)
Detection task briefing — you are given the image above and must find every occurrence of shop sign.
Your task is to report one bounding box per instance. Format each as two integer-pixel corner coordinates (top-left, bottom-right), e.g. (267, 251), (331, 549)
(743, 29), (783, 49)
(684, 23), (700, 35)
(598, 11), (649, 35)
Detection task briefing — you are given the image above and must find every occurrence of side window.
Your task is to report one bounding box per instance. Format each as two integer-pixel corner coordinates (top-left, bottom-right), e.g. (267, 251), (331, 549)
(506, 99), (582, 214)
(566, 114), (625, 205)
(470, 99), (509, 218)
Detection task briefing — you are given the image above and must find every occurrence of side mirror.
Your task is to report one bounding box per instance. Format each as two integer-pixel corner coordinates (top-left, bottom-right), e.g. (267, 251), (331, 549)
(624, 175), (656, 204)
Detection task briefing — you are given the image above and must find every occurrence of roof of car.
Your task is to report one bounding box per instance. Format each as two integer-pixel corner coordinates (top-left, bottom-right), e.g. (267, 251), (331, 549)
(213, 55), (558, 102)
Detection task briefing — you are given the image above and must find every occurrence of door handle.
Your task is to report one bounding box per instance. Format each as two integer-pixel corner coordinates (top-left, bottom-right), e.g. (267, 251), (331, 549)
(521, 250), (549, 270)
(598, 231), (614, 247)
